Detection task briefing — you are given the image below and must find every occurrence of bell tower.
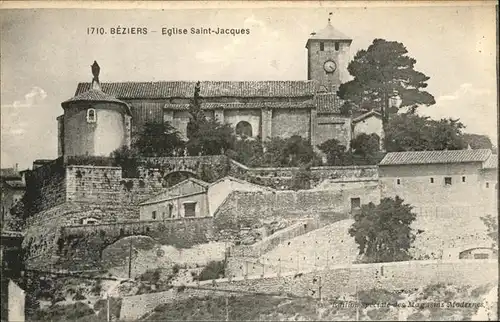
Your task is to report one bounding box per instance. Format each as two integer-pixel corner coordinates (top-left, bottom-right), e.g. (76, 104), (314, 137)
(306, 16), (352, 93)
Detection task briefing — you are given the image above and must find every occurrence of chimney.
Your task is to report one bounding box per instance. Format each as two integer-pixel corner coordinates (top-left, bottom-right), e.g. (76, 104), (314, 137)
(91, 61), (101, 90)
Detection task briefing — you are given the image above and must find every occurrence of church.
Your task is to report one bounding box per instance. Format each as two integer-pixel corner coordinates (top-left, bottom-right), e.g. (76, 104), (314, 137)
(57, 20), (383, 158)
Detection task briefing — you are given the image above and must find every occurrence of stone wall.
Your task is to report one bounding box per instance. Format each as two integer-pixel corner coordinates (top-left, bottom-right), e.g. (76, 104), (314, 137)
(139, 155), (232, 182)
(214, 186), (379, 232)
(22, 158), (66, 215)
(22, 202), (141, 269)
(379, 162), (484, 209)
(55, 217), (214, 270)
(120, 259), (498, 321)
(272, 109), (311, 138)
(229, 218), (319, 258)
(66, 165), (164, 205)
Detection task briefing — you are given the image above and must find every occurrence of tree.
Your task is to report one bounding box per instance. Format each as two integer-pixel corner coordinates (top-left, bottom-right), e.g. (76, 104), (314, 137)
(133, 122), (185, 157)
(290, 164), (314, 190)
(110, 145), (140, 178)
(350, 133), (380, 159)
(262, 136), (320, 167)
(462, 133), (493, 149)
(281, 135), (320, 167)
(384, 113), (467, 152)
(186, 81), (236, 156)
(338, 39), (435, 133)
(348, 196), (417, 263)
(186, 119), (235, 156)
(317, 139), (347, 166)
(427, 118), (467, 151)
(186, 81), (206, 140)
(225, 137), (264, 167)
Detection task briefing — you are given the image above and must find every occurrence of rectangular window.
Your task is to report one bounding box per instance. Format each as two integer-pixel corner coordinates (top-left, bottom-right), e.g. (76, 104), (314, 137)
(430, 178), (434, 183)
(184, 202), (196, 217)
(396, 179), (401, 185)
(152, 211), (156, 220)
(335, 42), (340, 51)
(444, 177), (452, 185)
(350, 198), (361, 210)
(486, 182), (489, 188)
(462, 176), (466, 182)
(320, 42), (324, 51)
(473, 253), (489, 259)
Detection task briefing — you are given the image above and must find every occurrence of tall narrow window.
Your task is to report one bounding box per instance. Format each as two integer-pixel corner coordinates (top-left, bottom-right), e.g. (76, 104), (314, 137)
(430, 178), (434, 183)
(335, 42), (340, 51)
(168, 204), (174, 218)
(396, 179), (401, 185)
(319, 42), (324, 51)
(86, 108), (96, 123)
(462, 176), (466, 182)
(486, 182), (490, 188)
(152, 211), (157, 220)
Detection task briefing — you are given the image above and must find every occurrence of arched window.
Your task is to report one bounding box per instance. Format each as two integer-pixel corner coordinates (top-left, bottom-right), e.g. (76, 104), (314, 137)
(235, 121), (252, 137)
(87, 108), (96, 123)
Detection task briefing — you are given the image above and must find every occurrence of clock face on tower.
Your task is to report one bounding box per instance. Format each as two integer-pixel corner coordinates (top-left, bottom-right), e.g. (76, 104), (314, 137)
(323, 60), (337, 73)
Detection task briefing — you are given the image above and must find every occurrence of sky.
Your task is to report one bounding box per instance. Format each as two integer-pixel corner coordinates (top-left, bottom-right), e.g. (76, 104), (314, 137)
(0, 3), (498, 169)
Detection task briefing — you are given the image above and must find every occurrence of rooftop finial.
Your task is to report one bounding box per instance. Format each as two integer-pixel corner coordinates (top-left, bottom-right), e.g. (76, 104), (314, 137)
(91, 61), (101, 90)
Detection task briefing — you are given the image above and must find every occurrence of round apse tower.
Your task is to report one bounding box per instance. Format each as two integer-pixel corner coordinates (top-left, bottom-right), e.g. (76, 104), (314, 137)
(59, 61), (132, 158)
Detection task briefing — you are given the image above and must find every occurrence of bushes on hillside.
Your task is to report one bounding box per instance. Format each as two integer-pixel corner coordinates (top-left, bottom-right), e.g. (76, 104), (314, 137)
(31, 302), (94, 322)
(195, 260), (225, 281)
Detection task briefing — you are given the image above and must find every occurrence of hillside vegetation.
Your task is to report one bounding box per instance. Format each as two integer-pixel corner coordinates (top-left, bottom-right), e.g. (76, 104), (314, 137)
(140, 283), (496, 321)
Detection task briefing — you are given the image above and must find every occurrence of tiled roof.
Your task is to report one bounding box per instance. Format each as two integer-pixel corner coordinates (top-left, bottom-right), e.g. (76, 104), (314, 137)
(62, 89), (131, 115)
(0, 231), (24, 238)
(0, 168), (20, 179)
(379, 149), (492, 166)
(163, 101), (315, 110)
(63, 89), (128, 105)
(315, 93), (342, 114)
(139, 177), (209, 206)
(483, 154), (498, 169)
(306, 22), (351, 47)
(352, 110), (382, 123)
(75, 81), (318, 99)
(210, 176), (275, 191)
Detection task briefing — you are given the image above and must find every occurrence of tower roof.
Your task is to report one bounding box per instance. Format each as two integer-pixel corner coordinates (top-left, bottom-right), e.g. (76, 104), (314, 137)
(61, 61), (131, 115)
(61, 89), (131, 115)
(306, 21), (352, 48)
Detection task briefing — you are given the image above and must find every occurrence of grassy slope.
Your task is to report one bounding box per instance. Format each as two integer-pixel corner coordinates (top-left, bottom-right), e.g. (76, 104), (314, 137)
(140, 282), (496, 321)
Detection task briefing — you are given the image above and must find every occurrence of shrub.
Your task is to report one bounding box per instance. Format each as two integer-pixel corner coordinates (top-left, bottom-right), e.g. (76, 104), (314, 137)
(197, 261), (225, 281)
(137, 268), (162, 285)
(94, 297), (122, 320)
(73, 291), (86, 301)
(91, 279), (102, 295)
(172, 264), (181, 274)
(357, 288), (402, 307)
(31, 302), (94, 321)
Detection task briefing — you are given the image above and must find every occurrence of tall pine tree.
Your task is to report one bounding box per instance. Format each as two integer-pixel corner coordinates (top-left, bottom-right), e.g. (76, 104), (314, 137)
(338, 39), (435, 138)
